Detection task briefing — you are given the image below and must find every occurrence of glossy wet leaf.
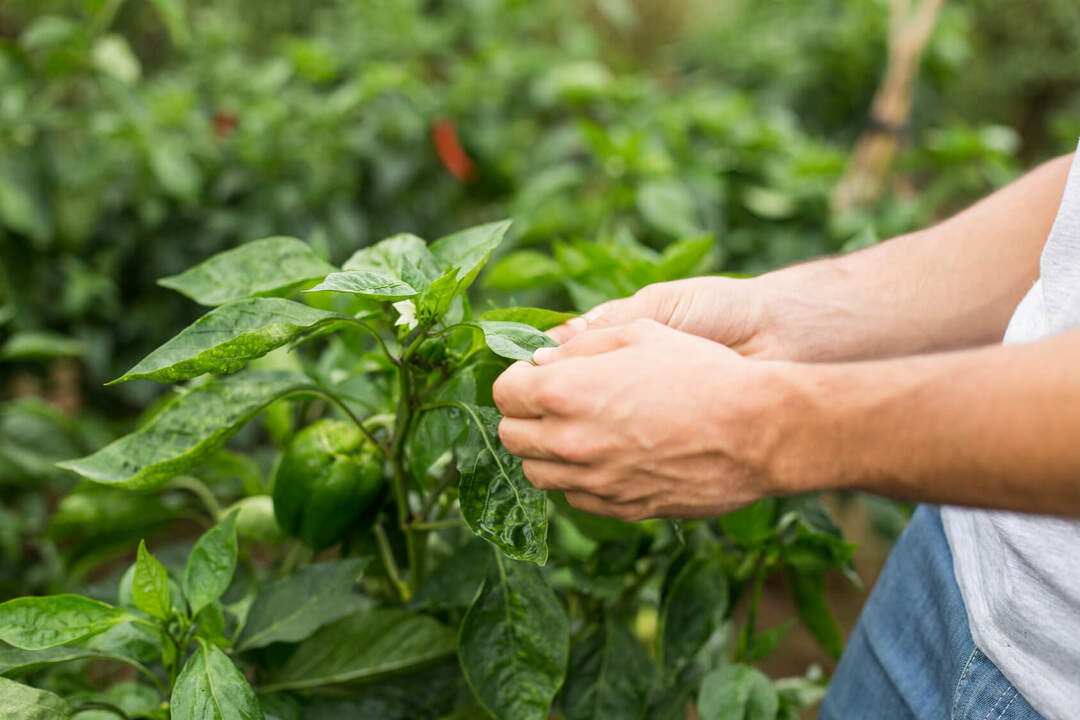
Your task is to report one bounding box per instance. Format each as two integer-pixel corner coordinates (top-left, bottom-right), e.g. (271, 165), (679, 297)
(171, 641), (264, 720)
(456, 405), (548, 564)
(472, 321), (557, 363)
(58, 371), (318, 490)
(658, 555), (729, 679)
(410, 538), (492, 611)
(459, 554), (569, 720)
(408, 361), (502, 488)
(159, 237), (335, 306)
(0, 677), (68, 720)
(0, 595), (132, 650)
(563, 617), (654, 720)
(478, 307), (577, 331)
(262, 609), (456, 692)
(132, 540), (170, 620)
(429, 219), (512, 294)
(697, 664), (778, 720)
(110, 298), (352, 384)
(787, 569), (842, 659)
(184, 510), (239, 617)
(309, 270), (419, 300)
(237, 557), (369, 650)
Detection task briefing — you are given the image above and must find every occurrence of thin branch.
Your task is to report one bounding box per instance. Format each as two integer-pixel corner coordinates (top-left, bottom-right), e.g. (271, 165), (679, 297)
(374, 524), (411, 602)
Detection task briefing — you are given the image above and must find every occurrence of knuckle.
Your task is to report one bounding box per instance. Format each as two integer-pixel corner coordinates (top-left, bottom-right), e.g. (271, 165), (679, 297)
(536, 380), (574, 415)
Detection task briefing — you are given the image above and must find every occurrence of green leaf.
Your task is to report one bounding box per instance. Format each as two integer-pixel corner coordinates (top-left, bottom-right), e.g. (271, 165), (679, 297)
(0, 646), (121, 678)
(159, 237), (335, 307)
(58, 371), (318, 490)
(171, 641), (265, 720)
(479, 307), (577, 331)
(459, 554), (569, 720)
(308, 270), (420, 300)
(0, 624), (154, 678)
(262, 609), (456, 692)
(787, 569), (842, 659)
(635, 179), (702, 239)
(0, 677), (69, 720)
(563, 617), (654, 720)
(658, 555), (729, 679)
(483, 250), (562, 291)
(133, 540), (170, 621)
(110, 298), (352, 384)
(472, 321), (557, 363)
(297, 660), (463, 720)
(149, 143), (200, 201)
(429, 220), (512, 294)
(408, 360), (502, 488)
(0, 332), (84, 362)
(456, 405), (548, 564)
(0, 595), (132, 650)
(343, 233), (441, 284)
(411, 537), (492, 611)
(259, 694), (300, 720)
(184, 510), (239, 617)
(237, 558), (369, 650)
(743, 621), (792, 662)
(416, 267), (461, 323)
(697, 664), (779, 720)
(720, 500), (777, 546)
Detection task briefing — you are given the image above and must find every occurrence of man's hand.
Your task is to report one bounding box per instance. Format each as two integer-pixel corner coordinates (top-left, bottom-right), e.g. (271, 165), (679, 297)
(548, 277), (783, 358)
(493, 319), (796, 521)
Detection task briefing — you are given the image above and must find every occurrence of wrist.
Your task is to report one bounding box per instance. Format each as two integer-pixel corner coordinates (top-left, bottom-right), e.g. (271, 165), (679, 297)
(753, 359), (859, 497)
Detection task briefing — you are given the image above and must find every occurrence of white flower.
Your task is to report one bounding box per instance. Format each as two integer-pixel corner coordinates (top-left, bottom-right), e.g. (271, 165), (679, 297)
(392, 299), (418, 331)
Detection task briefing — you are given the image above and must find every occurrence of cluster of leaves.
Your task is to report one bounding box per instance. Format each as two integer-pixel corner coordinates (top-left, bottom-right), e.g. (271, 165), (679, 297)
(0, 224), (852, 719)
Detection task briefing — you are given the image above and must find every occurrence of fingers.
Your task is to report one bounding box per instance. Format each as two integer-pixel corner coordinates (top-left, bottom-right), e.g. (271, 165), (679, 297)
(533, 319), (663, 365)
(520, 459), (582, 492)
(492, 361), (546, 418)
(564, 492), (651, 522)
(498, 418), (575, 462)
(546, 289), (663, 343)
(547, 317), (587, 344)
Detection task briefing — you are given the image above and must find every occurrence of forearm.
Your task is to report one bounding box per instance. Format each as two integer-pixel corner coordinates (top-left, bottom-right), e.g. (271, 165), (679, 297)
(774, 329), (1080, 516)
(753, 154), (1073, 362)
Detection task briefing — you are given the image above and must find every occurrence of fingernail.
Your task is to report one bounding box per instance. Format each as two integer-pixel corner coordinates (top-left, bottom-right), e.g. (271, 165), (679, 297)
(568, 317), (588, 332)
(532, 347), (556, 364)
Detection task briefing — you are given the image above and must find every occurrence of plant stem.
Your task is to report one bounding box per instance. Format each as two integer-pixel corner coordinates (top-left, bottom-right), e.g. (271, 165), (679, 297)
(312, 387), (390, 455)
(374, 524), (410, 602)
(417, 467), (458, 522)
(169, 476), (221, 522)
(389, 332), (427, 595)
(344, 317), (396, 364)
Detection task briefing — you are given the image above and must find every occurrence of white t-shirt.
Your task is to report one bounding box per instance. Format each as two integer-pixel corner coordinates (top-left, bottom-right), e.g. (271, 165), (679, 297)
(942, 145), (1080, 720)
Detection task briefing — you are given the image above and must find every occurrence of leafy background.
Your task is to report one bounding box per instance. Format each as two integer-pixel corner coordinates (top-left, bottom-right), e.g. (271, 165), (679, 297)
(1, 0), (1079, 716)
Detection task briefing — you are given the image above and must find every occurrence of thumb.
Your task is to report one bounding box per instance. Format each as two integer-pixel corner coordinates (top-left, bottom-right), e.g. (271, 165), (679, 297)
(547, 291), (661, 344)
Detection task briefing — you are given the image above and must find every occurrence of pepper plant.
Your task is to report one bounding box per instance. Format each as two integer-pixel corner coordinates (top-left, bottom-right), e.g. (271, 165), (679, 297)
(0, 221), (852, 719)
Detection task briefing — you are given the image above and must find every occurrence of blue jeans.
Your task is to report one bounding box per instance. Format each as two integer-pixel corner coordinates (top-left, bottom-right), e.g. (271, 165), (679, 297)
(820, 506), (1046, 720)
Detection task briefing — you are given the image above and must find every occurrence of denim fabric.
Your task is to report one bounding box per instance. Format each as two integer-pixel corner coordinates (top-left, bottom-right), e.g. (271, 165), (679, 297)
(819, 506), (1046, 720)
